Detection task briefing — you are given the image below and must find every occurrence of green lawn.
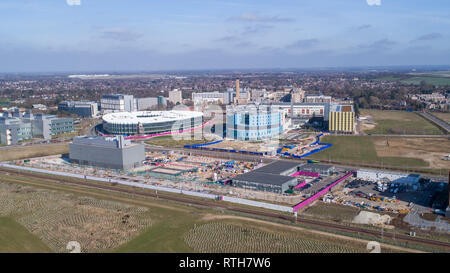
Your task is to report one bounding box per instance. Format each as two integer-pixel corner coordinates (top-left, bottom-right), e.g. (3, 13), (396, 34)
(145, 136), (208, 148)
(401, 76), (450, 86)
(309, 136), (428, 168)
(114, 207), (197, 253)
(0, 143), (69, 162)
(376, 75), (450, 86)
(361, 110), (443, 135)
(0, 217), (52, 253)
(431, 112), (450, 123)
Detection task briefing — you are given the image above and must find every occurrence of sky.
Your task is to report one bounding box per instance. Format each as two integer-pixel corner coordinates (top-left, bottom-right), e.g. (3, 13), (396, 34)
(0, 0), (449, 72)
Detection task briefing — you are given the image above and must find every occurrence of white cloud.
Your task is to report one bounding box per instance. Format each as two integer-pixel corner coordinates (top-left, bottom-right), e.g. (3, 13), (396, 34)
(66, 0), (81, 6)
(366, 0), (381, 6)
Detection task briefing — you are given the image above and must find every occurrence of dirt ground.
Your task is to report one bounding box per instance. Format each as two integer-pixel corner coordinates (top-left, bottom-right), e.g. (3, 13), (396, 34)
(372, 137), (450, 169)
(208, 139), (280, 153)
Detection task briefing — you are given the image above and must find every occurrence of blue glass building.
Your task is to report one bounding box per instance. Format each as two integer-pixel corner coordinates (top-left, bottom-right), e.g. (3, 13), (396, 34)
(226, 104), (284, 141)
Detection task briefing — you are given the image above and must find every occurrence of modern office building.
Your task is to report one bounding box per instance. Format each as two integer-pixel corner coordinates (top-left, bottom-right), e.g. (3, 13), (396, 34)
(305, 95), (332, 103)
(32, 114), (75, 139)
(0, 118), (33, 145)
(100, 94), (137, 113)
(328, 104), (355, 134)
(58, 100), (98, 117)
(102, 110), (203, 135)
(269, 102), (330, 120)
(69, 135), (145, 170)
(357, 169), (421, 185)
(192, 91), (225, 104)
(168, 89), (183, 105)
(226, 104), (285, 141)
(136, 97), (159, 111)
(0, 112), (74, 145)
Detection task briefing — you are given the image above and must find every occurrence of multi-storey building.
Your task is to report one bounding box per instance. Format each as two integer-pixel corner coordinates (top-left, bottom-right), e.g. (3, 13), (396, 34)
(226, 104), (285, 141)
(0, 112), (74, 145)
(100, 94), (137, 113)
(58, 100), (98, 118)
(168, 89), (183, 105)
(328, 104), (355, 134)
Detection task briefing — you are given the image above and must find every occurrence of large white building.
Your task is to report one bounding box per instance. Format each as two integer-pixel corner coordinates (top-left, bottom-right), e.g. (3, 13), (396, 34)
(100, 94), (137, 113)
(357, 169), (421, 185)
(102, 110), (204, 136)
(168, 89), (183, 105)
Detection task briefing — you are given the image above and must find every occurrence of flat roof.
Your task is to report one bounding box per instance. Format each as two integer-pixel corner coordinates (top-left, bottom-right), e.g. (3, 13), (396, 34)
(299, 163), (335, 172)
(253, 160), (301, 175)
(102, 110), (203, 125)
(233, 172), (296, 186)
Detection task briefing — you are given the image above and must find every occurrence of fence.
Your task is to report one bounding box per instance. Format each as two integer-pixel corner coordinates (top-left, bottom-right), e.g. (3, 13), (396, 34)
(222, 196), (293, 213)
(292, 170), (355, 212)
(0, 163), (295, 213)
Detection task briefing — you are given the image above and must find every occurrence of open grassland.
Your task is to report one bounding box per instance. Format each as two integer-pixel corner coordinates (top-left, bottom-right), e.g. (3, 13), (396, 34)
(376, 75), (450, 86)
(303, 202), (360, 222)
(309, 136), (429, 168)
(0, 143), (68, 162)
(431, 112), (450, 123)
(0, 180), (152, 253)
(360, 110), (443, 135)
(372, 137), (450, 170)
(0, 217), (52, 253)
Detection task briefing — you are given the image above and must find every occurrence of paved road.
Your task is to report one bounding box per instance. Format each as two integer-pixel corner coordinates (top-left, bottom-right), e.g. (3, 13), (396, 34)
(419, 112), (450, 134)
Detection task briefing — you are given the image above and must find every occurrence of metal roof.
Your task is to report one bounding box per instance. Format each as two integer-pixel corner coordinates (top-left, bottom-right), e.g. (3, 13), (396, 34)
(299, 163), (335, 172)
(253, 160), (301, 175)
(233, 172), (296, 186)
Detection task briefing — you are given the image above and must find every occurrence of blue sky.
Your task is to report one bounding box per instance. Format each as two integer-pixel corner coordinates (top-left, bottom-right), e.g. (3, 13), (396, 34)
(0, 0), (449, 72)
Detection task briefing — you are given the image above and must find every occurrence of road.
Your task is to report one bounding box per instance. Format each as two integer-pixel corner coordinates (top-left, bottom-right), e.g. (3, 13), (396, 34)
(419, 112), (450, 134)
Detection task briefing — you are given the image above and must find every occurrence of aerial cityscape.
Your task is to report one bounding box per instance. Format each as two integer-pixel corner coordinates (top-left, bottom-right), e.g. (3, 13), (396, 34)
(0, 0), (449, 262)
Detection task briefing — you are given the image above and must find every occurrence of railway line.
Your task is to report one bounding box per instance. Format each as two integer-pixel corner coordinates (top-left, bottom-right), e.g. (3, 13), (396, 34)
(0, 167), (449, 252)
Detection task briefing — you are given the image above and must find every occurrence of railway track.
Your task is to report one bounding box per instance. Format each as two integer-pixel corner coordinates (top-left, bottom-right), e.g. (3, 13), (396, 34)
(0, 168), (449, 251)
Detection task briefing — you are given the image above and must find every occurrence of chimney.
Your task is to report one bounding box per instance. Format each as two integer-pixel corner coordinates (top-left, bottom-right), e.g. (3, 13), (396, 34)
(235, 78), (240, 104)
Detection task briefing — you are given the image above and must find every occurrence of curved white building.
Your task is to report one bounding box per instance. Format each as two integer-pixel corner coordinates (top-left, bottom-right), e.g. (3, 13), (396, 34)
(102, 110), (204, 135)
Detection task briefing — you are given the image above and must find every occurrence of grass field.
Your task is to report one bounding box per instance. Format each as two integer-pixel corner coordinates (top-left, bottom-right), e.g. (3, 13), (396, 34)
(376, 75), (450, 86)
(303, 202), (360, 222)
(0, 217), (52, 253)
(183, 220), (372, 253)
(0, 143), (69, 162)
(431, 112), (450, 123)
(145, 136), (208, 148)
(309, 136), (429, 168)
(360, 110), (443, 135)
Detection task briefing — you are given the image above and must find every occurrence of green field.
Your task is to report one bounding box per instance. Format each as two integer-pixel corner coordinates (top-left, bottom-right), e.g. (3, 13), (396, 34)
(0, 143), (69, 162)
(303, 202), (360, 222)
(0, 217), (52, 253)
(309, 136), (429, 168)
(376, 75), (450, 86)
(361, 110), (443, 135)
(431, 112), (450, 123)
(145, 136), (208, 148)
